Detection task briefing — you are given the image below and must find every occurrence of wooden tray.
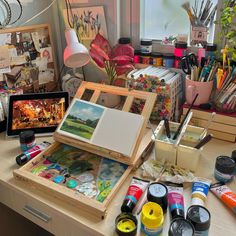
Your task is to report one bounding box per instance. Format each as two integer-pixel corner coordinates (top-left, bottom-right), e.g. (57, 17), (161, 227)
(14, 82), (156, 219)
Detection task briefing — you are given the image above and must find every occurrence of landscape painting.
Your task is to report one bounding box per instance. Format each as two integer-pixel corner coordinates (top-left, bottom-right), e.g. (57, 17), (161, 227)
(60, 100), (104, 140)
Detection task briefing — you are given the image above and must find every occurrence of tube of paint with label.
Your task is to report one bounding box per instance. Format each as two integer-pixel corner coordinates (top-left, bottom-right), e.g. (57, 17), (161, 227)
(211, 182), (236, 215)
(121, 177), (149, 213)
(166, 182), (185, 220)
(191, 177), (211, 206)
(16, 141), (51, 166)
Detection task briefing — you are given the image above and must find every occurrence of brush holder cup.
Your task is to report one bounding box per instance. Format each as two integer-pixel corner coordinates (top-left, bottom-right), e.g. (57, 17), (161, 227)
(186, 76), (213, 106)
(152, 121), (206, 172)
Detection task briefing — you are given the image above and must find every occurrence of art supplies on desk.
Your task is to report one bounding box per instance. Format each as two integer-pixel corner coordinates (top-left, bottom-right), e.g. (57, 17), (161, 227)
(13, 82), (157, 219)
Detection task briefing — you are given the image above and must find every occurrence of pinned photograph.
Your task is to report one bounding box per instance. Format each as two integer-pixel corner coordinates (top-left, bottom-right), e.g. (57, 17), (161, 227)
(60, 100), (105, 140)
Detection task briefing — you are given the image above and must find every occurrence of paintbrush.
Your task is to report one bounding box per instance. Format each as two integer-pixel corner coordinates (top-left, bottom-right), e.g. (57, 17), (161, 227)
(182, 2), (196, 25)
(164, 118), (171, 138)
(173, 93), (199, 140)
(195, 134), (213, 149)
(199, 112), (216, 140)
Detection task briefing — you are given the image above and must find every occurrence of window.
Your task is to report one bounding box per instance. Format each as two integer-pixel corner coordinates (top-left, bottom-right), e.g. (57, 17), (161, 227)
(140, 0), (219, 43)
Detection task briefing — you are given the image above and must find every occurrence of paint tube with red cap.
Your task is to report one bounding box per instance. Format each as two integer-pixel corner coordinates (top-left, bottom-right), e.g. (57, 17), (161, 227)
(121, 177), (149, 213)
(211, 182), (236, 215)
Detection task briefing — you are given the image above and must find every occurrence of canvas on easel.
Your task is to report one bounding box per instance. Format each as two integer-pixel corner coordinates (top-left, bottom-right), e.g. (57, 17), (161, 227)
(57, 99), (144, 157)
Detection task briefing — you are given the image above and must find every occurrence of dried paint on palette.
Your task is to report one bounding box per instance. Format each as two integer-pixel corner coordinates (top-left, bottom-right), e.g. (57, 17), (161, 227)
(30, 143), (127, 202)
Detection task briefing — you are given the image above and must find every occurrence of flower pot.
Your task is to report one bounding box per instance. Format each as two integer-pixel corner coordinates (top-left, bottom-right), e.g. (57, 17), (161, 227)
(97, 92), (121, 108)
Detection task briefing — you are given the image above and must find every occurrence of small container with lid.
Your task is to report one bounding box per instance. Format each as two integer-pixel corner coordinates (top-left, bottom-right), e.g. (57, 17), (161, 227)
(147, 182), (168, 213)
(174, 42), (187, 68)
(113, 37), (134, 58)
(231, 150), (236, 174)
(134, 49), (141, 64)
(163, 53), (175, 68)
(19, 130), (36, 152)
(141, 202), (164, 236)
(204, 43), (217, 59)
(186, 205), (211, 236)
(140, 39), (152, 55)
(214, 155), (235, 183)
(141, 53), (151, 65)
(151, 52), (163, 67)
(115, 213), (137, 236)
(168, 218), (194, 236)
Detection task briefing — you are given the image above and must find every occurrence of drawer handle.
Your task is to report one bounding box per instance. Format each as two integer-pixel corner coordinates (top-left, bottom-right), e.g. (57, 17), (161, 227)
(23, 205), (51, 223)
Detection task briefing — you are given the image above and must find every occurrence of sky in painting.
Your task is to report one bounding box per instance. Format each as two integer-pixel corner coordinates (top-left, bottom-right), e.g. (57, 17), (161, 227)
(69, 100), (104, 121)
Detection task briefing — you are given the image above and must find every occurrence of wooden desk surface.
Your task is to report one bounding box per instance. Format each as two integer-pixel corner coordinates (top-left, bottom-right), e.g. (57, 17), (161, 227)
(0, 133), (235, 236)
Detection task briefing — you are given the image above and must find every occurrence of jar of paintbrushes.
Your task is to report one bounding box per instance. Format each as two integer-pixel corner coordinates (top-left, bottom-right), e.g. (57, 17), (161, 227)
(182, 0), (217, 46)
(181, 53), (215, 106)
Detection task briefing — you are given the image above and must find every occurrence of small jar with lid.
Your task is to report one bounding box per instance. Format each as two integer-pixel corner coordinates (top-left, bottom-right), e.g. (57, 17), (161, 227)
(19, 130), (36, 152)
(163, 53), (175, 68)
(113, 37), (134, 58)
(140, 39), (152, 55)
(186, 205), (211, 236)
(174, 41), (187, 68)
(151, 52), (163, 67)
(169, 218), (194, 236)
(214, 155), (235, 183)
(140, 52), (151, 65)
(134, 49), (141, 64)
(231, 150), (236, 174)
(204, 43), (217, 59)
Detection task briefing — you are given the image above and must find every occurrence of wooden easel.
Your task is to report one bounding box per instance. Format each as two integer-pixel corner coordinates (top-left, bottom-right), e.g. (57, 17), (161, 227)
(54, 82), (157, 166)
(14, 82), (157, 219)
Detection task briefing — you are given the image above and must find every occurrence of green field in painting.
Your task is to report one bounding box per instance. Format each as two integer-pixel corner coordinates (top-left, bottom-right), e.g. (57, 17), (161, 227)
(60, 118), (94, 140)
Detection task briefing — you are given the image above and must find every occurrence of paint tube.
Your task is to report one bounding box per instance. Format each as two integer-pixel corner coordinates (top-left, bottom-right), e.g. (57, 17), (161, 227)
(121, 177), (149, 213)
(16, 141), (51, 166)
(166, 182), (185, 220)
(211, 182), (236, 214)
(191, 177), (211, 206)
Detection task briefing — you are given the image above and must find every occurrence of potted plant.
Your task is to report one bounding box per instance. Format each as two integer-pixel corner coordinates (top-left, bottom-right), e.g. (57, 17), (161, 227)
(216, 0), (236, 61)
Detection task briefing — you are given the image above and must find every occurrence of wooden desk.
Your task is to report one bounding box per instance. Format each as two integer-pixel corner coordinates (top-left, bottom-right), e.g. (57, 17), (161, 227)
(0, 133), (235, 236)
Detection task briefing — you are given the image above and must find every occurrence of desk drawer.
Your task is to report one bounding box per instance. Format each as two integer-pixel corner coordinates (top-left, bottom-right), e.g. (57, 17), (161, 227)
(0, 182), (101, 236)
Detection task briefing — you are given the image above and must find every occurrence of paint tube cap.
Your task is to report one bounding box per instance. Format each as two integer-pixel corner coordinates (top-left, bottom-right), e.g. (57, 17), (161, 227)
(141, 202), (164, 229)
(215, 156), (235, 174)
(171, 208), (185, 220)
(16, 153), (28, 166)
(147, 182), (168, 213)
(186, 205), (211, 232)
(121, 199), (136, 213)
(115, 213), (137, 236)
(169, 218), (194, 236)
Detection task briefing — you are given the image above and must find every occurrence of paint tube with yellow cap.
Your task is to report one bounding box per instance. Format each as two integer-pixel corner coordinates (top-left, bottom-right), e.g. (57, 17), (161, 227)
(191, 177), (211, 206)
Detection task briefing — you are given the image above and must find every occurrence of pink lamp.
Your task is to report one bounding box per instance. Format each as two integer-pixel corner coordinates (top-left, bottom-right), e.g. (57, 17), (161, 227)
(63, 28), (91, 68)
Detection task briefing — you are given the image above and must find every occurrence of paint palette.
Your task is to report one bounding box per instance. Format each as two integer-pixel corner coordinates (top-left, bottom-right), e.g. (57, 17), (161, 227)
(29, 143), (128, 203)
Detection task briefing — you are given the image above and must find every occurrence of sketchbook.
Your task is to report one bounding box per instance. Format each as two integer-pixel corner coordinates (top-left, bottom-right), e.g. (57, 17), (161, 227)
(57, 99), (144, 157)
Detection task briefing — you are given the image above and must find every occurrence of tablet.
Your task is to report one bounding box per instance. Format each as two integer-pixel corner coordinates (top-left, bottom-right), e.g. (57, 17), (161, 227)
(7, 92), (69, 136)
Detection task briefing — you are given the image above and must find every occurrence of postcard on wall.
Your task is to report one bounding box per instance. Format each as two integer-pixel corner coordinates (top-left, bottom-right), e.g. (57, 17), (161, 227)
(0, 46), (11, 74)
(57, 99), (144, 157)
(63, 6), (108, 44)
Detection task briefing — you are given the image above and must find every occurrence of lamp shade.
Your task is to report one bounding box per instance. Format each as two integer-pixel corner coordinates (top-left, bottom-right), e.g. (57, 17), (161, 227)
(63, 29), (91, 68)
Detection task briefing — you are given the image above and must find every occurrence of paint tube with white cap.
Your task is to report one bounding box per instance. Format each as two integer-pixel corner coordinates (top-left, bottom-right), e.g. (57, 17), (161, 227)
(191, 177), (211, 206)
(211, 182), (236, 214)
